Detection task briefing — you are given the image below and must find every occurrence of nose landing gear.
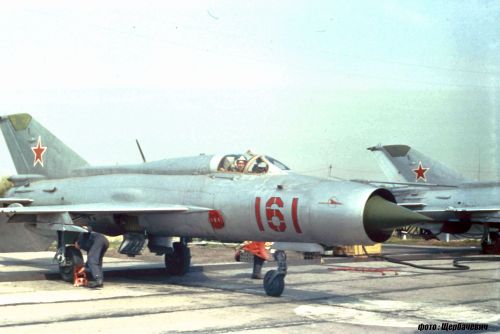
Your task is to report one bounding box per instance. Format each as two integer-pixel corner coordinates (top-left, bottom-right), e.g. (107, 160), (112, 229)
(263, 250), (287, 297)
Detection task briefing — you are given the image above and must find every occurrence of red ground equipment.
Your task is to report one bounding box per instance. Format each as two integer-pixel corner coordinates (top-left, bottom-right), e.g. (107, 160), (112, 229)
(73, 265), (88, 287)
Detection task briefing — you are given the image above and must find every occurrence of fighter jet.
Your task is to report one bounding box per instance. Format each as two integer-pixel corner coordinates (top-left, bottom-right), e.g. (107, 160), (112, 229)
(0, 114), (429, 296)
(365, 144), (500, 254)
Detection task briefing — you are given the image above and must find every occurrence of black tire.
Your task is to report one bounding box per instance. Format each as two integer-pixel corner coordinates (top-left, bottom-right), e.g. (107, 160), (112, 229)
(263, 270), (285, 297)
(165, 242), (191, 276)
(59, 246), (84, 282)
(234, 251), (241, 262)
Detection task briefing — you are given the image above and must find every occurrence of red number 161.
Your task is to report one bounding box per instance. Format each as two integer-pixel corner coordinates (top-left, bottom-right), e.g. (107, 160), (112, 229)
(254, 196), (302, 234)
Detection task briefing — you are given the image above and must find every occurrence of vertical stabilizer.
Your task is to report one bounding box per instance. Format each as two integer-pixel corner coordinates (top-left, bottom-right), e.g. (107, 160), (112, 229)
(367, 144), (468, 185)
(0, 113), (89, 178)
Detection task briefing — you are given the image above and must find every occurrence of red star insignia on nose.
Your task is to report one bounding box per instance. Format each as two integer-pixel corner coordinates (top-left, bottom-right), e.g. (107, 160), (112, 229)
(31, 136), (47, 167)
(413, 161), (429, 182)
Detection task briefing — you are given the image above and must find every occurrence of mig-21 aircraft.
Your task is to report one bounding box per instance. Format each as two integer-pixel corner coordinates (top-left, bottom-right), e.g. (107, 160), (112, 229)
(0, 114), (430, 296)
(364, 144), (500, 254)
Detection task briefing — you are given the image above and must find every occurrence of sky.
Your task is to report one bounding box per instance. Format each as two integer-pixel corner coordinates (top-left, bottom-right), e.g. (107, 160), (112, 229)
(0, 1), (499, 180)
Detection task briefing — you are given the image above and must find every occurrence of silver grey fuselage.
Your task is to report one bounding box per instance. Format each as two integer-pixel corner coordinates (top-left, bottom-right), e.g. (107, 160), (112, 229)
(7, 169), (386, 246)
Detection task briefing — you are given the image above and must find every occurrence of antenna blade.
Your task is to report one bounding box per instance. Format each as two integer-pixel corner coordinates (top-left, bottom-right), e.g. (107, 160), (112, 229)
(136, 139), (147, 163)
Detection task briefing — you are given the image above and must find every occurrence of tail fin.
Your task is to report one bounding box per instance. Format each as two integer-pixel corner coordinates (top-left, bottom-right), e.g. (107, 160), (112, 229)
(367, 144), (468, 185)
(0, 113), (89, 178)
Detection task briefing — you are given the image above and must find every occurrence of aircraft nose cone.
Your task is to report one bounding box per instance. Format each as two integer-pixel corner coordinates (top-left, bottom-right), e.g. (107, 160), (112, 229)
(363, 195), (432, 243)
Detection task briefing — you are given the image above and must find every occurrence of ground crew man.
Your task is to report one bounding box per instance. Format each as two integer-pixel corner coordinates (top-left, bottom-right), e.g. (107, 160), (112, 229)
(75, 229), (109, 288)
(238, 241), (270, 279)
(251, 254), (266, 279)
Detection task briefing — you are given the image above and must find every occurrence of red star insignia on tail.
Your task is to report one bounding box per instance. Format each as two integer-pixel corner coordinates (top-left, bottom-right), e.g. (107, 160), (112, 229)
(31, 136), (47, 167)
(413, 161), (429, 182)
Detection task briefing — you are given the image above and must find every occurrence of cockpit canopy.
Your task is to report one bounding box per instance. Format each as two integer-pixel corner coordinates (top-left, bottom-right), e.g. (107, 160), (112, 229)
(74, 152), (290, 177)
(216, 154), (290, 175)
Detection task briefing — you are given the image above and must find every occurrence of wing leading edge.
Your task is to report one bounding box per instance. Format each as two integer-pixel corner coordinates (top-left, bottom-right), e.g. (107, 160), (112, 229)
(0, 203), (211, 215)
(0, 198), (34, 205)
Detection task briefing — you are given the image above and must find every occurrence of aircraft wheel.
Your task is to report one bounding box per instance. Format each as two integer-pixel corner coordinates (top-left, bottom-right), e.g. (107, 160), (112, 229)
(59, 246), (84, 282)
(165, 242), (191, 276)
(263, 270), (285, 297)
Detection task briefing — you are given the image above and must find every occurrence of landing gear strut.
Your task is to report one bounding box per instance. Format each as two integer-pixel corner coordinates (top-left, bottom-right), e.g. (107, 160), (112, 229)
(165, 238), (191, 276)
(263, 250), (287, 297)
(481, 230), (500, 254)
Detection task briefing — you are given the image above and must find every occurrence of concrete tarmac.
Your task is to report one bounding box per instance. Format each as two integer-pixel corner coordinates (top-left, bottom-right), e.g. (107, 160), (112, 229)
(0, 246), (498, 333)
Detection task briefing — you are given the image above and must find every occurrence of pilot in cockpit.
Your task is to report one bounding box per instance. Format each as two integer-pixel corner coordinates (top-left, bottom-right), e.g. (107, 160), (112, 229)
(234, 156), (247, 172)
(254, 161), (268, 173)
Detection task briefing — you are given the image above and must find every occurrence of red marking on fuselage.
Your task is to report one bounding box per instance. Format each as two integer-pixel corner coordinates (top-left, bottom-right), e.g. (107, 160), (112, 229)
(266, 197), (286, 232)
(208, 210), (225, 229)
(254, 197), (265, 231)
(291, 197), (302, 233)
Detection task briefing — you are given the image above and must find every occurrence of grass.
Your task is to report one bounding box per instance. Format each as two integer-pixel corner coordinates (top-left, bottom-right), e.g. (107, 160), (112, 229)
(0, 177), (12, 196)
(107, 236), (123, 249)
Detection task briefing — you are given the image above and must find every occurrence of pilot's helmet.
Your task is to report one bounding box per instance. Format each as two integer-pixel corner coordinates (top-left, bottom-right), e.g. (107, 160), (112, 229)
(235, 156), (247, 171)
(256, 161), (268, 172)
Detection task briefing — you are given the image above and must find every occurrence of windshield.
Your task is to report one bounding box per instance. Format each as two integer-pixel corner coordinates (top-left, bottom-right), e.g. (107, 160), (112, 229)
(265, 156), (290, 170)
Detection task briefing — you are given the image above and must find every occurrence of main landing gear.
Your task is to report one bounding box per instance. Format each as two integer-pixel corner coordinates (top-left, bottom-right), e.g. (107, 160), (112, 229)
(57, 246), (84, 282)
(165, 238), (191, 276)
(263, 250), (287, 297)
(54, 231), (83, 282)
(481, 230), (500, 255)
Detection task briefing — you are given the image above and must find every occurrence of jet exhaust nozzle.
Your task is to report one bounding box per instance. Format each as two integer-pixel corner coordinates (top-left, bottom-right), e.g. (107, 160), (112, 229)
(363, 195), (432, 243)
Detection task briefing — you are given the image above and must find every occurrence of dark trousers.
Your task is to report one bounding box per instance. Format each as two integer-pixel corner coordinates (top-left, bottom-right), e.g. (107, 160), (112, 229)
(86, 237), (109, 282)
(252, 255), (265, 278)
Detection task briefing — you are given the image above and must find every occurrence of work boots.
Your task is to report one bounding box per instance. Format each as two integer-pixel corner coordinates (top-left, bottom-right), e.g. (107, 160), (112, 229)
(87, 275), (104, 288)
